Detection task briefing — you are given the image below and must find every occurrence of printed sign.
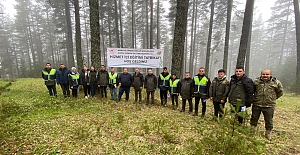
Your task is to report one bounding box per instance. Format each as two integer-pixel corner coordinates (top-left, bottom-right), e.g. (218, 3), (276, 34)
(107, 48), (164, 68)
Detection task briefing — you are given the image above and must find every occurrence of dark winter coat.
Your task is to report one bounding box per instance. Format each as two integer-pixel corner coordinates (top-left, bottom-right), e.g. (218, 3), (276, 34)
(132, 72), (144, 89)
(228, 74), (254, 107)
(178, 78), (194, 99)
(209, 76), (230, 102)
(89, 70), (98, 83)
(42, 68), (56, 86)
(119, 73), (133, 87)
(56, 67), (70, 84)
(80, 69), (90, 86)
(144, 74), (157, 92)
(158, 72), (171, 91)
(97, 70), (109, 86)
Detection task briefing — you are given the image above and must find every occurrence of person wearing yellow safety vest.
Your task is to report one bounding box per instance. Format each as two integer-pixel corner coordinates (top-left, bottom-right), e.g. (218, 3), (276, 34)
(108, 67), (119, 100)
(169, 74), (180, 110)
(68, 67), (81, 98)
(193, 67), (211, 117)
(158, 67), (171, 106)
(42, 63), (57, 97)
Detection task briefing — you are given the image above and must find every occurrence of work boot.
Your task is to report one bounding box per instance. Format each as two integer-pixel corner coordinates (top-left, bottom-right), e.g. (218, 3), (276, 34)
(192, 112), (198, 116)
(265, 130), (271, 140)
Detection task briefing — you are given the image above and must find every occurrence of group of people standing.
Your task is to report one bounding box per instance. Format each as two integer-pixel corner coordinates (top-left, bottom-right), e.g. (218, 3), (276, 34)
(42, 63), (283, 140)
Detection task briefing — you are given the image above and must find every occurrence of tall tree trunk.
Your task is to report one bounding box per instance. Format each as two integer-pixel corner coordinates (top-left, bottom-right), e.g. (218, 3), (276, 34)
(293, 0), (300, 94)
(131, 0), (135, 48)
(27, 26), (37, 70)
(82, 0), (90, 66)
(156, 0), (160, 74)
(74, 0), (83, 70)
(205, 0), (215, 75)
(46, 8), (55, 66)
(65, 0), (75, 67)
(108, 17), (113, 47)
(223, 0), (233, 73)
(192, 1), (198, 74)
(189, 0), (195, 73)
(89, 0), (101, 68)
(245, 21), (253, 76)
(171, 0), (189, 78)
(150, 0), (154, 49)
(119, 0), (124, 48)
(236, 0), (254, 68)
(114, 0), (120, 47)
(279, 5), (290, 65)
(146, 0), (149, 48)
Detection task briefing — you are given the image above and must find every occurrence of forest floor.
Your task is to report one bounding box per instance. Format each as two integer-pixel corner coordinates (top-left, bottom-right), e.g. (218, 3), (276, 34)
(0, 78), (299, 154)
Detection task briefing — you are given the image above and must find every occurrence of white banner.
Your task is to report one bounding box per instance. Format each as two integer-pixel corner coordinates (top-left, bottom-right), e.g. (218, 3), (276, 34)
(107, 48), (164, 68)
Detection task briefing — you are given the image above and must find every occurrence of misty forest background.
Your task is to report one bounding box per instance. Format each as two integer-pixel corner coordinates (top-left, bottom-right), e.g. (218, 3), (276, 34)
(0, 0), (299, 94)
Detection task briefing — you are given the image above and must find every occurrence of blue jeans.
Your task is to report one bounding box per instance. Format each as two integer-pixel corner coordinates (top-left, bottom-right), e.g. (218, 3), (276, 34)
(110, 87), (117, 100)
(118, 86), (130, 101)
(90, 82), (97, 97)
(195, 97), (207, 115)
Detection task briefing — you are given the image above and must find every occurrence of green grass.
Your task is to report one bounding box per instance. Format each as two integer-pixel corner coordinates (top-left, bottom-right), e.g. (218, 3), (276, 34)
(0, 78), (299, 154)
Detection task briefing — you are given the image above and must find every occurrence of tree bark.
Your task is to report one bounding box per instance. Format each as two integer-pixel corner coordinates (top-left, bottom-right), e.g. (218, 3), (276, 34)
(131, 0), (135, 48)
(114, 0), (120, 48)
(156, 0), (161, 74)
(205, 0), (215, 75)
(171, 0), (189, 78)
(189, 0), (195, 74)
(74, 0), (83, 70)
(65, 0), (75, 67)
(236, 0), (254, 68)
(223, 0), (233, 73)
(245, 21), (253, 76)
(150, 0), (154, 49)
(279, 5), (291, 66)
(89, 0), (101, 68)
(119, 0), (124, 48)
(293, 0), (300, 94)
(146, 0), (149, 48)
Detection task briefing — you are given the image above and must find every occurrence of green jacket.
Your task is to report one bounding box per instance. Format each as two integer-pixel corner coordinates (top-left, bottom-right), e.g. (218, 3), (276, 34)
(253, 77), (283, 107)
(209, 76), (230, 102)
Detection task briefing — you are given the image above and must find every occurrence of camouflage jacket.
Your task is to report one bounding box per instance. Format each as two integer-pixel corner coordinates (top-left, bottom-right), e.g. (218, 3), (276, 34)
(253, 77), (283, 107)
